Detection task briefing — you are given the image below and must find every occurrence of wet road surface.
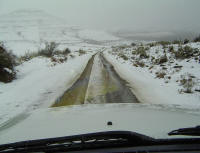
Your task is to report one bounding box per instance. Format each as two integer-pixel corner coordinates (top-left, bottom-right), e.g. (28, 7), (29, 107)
(52, 53), (138, 107)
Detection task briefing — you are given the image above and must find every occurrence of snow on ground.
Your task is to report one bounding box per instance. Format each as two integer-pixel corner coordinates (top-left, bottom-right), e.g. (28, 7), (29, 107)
(0, 53), (93, 125)
(0, 10), (103, 56)
(1, 9), (200, 132)
(103, 42), (200, 110)
(0, 10), (125, 57)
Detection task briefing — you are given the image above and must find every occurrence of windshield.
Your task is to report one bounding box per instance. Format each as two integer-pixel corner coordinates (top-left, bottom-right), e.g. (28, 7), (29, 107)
(0, 0), (200, 145)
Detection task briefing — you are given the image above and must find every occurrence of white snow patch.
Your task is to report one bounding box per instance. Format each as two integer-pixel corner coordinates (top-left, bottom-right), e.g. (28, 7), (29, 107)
(3, 68), (12, 74)
(0, 54), (93, 125)
(103, 52), (200, 110)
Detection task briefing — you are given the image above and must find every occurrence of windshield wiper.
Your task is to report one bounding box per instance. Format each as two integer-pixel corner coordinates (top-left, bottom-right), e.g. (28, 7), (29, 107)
(0, 131), (155, 153)
(1, 131), (200, 153)
(168, 126), (200, 136)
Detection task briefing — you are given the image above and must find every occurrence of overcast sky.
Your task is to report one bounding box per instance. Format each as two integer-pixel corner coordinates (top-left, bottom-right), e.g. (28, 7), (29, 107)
(0, 0), (200, 32)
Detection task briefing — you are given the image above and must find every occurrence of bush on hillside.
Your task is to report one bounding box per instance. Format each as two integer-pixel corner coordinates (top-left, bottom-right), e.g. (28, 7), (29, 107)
(174, 46), (196, 59)
(0, 43), (16, 83)
(172, 40), (182, 45)
(19, 42), (71, 63)
(78, 49), (87, 56)
(194, 35), (200, 42)
(38, 41), (59, 57)
(183, 39), (189, 44)
(133, 46), (149, 59)
(179, 73), (196, 93)
(158, 54), (168, 64)
(118, 53), (128, 60)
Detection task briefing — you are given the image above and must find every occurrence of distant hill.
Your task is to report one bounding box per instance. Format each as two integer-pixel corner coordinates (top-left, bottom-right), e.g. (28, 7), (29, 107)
(0, 9), (67, 27)
(0, 9), (81, 56)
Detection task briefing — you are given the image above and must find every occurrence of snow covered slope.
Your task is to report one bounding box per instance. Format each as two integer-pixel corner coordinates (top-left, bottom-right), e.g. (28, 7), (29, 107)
(0, 10), (122, 56)
(0, 53), (93, 125)
(0, 9), (83, 56)
(0, 10), (199, 143)
(104, 42), (200, 109)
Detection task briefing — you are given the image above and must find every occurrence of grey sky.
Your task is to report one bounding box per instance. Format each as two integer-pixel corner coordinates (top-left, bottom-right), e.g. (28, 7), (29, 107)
(0, 0), (200, 32)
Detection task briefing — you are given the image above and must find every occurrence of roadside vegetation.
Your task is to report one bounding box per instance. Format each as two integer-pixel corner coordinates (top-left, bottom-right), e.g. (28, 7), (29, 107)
(109, 37), (200, 94)
(0, 42), (16, 83)
(194, 35), (200, 42)
(0, 41), (89, 83)
(78, 49), (87, 56)
(19, 42), (89, 65)
(19, 42), (71, 64)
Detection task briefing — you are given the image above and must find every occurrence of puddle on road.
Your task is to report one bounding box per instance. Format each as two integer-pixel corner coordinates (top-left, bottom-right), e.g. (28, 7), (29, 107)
(52, 53), (139, 107)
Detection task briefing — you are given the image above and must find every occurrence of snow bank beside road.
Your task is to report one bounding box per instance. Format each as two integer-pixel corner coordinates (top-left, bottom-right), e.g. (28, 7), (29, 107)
(104, 52), (200, 110)
(0, 54), (93, 125)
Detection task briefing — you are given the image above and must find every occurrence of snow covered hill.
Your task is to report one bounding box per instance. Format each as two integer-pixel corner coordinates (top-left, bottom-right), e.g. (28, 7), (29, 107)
(0, 9), (99, 124)
(0, 9), (84, 56)
(104, 41), (200, 110)
(0, 9), (199, 131)
(0, 9), (121, 56)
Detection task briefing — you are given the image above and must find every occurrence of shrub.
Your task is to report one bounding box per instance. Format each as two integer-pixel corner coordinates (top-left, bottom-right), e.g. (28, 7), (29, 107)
(135, 47), (149, 59)
(193, 35), (200, 42)
(153, 55), (168, 65)
(51, 56), (67, 64)
(156, 41), (171, 48)
(70, 54), (75, 58)
(19, 47), (71, 63)
(174, 45), (195, 59)
(62, 48), (71, 55)
(134, 60), (145, 67)
(131, 42), (136, 47)
(151, 56), (155, 63)
(38, 41), (59, 57)
(118, 44), (130, 50)
(183, 39), (189, 44)
(54, 48), (71, 56)
(19, 52), (38, 62)
(158, 54), (168, 64)
(118, 53), (128, 60)
(155, 71), (166, 79)
(78, 49), (86, 56)
(0, 43), (16, 83)
(172, 40), (182, 44)
(148, 43), (156, 47)
(168, 46), (174, 52)
(179, 73), (195, 93)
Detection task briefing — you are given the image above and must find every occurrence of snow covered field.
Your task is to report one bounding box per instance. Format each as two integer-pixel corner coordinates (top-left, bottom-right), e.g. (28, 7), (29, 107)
(103, 42), (200, 111)
(0, 53), (94, 125)
(0, 10), (121, 125)
(0, 9), (200, 127)
(0, 10), (111, 56)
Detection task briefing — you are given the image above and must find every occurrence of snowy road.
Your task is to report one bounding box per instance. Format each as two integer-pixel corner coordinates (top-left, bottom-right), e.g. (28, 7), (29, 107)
(52, 53), (138, 107)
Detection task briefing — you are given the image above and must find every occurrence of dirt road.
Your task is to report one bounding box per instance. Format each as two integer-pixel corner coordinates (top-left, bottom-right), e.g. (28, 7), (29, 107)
(52, 53), (138, 107)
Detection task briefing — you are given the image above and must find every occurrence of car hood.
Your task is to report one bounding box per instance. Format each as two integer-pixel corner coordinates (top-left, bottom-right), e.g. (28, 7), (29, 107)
(0, 103), (199, 144)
